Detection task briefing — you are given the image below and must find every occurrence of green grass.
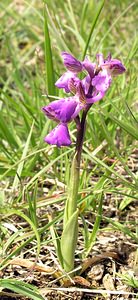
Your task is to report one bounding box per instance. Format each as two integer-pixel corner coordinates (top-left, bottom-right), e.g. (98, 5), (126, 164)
(0, 0), (138, 298)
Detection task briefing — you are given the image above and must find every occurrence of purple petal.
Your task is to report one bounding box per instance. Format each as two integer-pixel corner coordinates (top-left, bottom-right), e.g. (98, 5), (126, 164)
(55, 71), (74, 92)
(76, 81), (86, 104)
(96, 53), (126, 75)
(61, 52), (83, 73)
(68, 77), (80, 94)
(86, 91), (105, 104)
(42, 97), (82, 123)
(102, 58), (126, 75)
(92, 71), (112, 93)
(44, 123), (71, 147)
(86, 70), (112, 104)
(82, 75), (92, 95)
(82, 57), (96, 78)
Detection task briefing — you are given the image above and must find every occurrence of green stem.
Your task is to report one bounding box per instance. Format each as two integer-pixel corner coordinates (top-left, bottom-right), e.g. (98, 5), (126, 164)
(63, 152), (80, 228)
(61, 107), (91, 273)
(63, 108), (89, 228)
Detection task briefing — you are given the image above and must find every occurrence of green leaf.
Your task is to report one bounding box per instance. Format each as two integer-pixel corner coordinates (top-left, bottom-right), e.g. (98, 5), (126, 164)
(119, 192), (137, 210)
(61, 209), (79, 273)
(118, 272), (138, 289)
(0, 279), (44, 300)
(63, 153), (80, 227)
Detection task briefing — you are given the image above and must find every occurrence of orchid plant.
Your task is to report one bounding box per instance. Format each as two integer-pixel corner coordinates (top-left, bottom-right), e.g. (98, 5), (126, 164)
(42, 52), (125, 275)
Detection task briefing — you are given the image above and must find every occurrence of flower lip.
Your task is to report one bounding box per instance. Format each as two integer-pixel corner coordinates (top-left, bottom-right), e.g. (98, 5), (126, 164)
(42, 97), (82, 123)
(92, 71), (112, 93)
(44, 123), (71, 147)
(61, 52), (83, 73)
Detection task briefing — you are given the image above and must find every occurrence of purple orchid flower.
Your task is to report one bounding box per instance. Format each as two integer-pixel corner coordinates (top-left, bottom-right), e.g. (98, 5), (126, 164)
(103, 58), (126, 75)
(85, 53), (125, 103)
(42, 52), (125, 147)
(55, 71), (78, 93)
(55, 52), (83, 93)
(97, 53), (126, 75)
(42, 83), (86, 147)
(44, 123), (71, 147)
(61, 52), (83, 73)
(42, 96), (83, 123)
(86, 69), (112, 103)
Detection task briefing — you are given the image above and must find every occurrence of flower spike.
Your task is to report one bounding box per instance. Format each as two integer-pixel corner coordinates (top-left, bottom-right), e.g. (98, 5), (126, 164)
(42, 51), (126, 146)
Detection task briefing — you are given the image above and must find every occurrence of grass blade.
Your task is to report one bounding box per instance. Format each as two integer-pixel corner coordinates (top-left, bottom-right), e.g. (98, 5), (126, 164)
(12, 121), (34, 189)
(0, 209), (40, 260)
(85, 192), (103, 257)
(0, 279), (44, 300)
(44, 5), (56, 95)
(82, 0), (104, 59)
